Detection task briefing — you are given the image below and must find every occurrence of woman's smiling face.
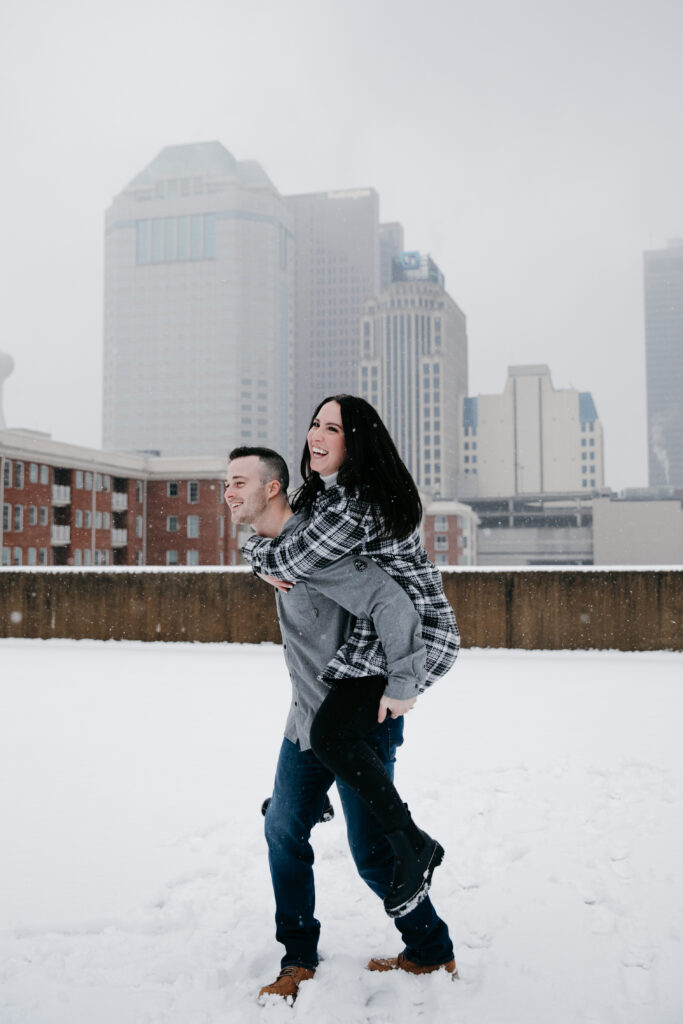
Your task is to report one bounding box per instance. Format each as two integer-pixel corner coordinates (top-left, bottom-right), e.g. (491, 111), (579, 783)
(307, 400), (347, 476)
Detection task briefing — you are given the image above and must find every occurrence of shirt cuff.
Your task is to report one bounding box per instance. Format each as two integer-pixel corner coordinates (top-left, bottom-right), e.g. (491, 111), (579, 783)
(240, 533), (262, 565)
(382, 651), (426, 699)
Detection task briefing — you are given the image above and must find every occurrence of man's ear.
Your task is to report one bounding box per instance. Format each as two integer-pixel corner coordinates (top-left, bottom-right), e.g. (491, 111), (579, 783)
(266, 479), (281, 500)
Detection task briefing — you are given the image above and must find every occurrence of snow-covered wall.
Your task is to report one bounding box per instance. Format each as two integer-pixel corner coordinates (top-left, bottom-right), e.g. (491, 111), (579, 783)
(0, 567), (681, 650)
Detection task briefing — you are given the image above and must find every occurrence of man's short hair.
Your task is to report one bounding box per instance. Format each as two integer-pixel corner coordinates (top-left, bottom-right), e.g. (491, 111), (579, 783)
(228, 446), (289, 493)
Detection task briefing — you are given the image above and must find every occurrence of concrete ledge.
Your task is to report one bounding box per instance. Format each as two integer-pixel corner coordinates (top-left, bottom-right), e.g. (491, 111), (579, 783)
(0, 567), (681, 651)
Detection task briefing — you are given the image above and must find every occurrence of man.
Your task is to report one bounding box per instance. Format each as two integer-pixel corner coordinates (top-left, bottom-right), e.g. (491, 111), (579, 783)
(225, 447), (456, 1004)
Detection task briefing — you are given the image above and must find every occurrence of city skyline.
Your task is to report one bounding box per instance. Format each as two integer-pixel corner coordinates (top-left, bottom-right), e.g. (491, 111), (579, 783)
(2, 0), (682, 491)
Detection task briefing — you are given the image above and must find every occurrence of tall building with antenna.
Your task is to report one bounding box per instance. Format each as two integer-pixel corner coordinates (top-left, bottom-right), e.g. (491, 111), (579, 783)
(359, 253), (468, 498)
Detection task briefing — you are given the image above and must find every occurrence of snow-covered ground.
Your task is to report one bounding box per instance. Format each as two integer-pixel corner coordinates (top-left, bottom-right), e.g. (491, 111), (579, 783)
(0, 640), (681, 1024)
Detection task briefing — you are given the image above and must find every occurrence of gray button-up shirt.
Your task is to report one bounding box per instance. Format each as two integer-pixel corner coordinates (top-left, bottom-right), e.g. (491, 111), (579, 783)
(273, 513), (427, 751)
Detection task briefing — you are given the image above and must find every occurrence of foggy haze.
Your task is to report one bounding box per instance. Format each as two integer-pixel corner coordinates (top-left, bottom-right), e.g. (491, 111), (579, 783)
(1, 0), (681, 491)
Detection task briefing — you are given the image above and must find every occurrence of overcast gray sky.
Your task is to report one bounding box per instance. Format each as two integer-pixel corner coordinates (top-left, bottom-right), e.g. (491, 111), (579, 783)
(1, 0), (681, 490)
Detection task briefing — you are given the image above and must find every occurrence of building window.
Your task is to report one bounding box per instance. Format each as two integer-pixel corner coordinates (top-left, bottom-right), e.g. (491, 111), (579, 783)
(167, 482), (178, 498)
(186, 550), (199, 566)
(75, 509), (83, 528)
(136, 481), (143, 504)
(2, 546), (9, 566)
(75, 470), (83, 489)
(135, 551), (144, 566)
(85, 472), (93, 491)
(103, 475), (110, 492)
(2, 504), (9, 531)
(39, 548), (48, 565)
(435, 535), (449, 551)
(435, 515), (449, 530)
(3, 460), (11, 488)
(167, 516), (179, 532)
(13, 505), (23, 531)
(136, 515), (143, 539)
(15, 462), (24, 488)
(13, 547), (22, 565)
(435, 553), (448, 566)
(29, 463), (38, 484)
(103, 512), (110, 529)
(84, 510), (92, 528)
(28, 505), (38, 526)
(40, 465), (49, 485)
(166, 550), (179, 566)
(96, 474), (103, 492)
(95, 511), (103, 529)
(83, 549), (92, 565)
(188, 481), (199, 504)
(73, 549), (82, 566)
(187, 514), (199, 538)
(40, 506), (48, 526)
(219, 516), (224, 538)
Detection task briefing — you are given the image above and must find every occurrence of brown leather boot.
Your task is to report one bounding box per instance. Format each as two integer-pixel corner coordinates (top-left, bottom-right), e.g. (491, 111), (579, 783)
(367, 951), (458, 978)
(257, 965), (316, 1004)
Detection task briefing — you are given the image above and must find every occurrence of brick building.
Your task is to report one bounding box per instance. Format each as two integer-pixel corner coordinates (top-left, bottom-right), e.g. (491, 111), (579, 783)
(2, 428), (485, 570)
(422, 500), (479, 566)
(1, 430), (241, 567)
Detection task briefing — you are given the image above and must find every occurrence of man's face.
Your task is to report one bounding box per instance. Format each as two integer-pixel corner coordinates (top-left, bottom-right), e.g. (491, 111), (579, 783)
(224, 456), (271, 525)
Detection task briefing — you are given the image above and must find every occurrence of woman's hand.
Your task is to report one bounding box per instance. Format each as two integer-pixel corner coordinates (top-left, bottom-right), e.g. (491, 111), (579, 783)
(257, 573), (294, 593)
(377, 695), (417, 723)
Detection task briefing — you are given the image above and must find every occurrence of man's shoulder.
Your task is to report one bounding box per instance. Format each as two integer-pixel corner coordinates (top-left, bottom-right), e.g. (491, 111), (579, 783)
(281, 511), (309, 534)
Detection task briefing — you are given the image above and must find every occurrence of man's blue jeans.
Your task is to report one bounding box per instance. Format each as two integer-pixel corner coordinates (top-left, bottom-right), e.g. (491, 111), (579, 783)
(264, 718), (454, 970)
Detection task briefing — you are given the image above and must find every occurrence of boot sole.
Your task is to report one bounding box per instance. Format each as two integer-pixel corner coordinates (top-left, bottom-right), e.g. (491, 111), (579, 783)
(384, 841), (445, 919)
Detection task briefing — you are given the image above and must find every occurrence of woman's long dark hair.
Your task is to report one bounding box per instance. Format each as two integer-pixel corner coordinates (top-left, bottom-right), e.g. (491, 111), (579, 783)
(291, 394), (422, 540)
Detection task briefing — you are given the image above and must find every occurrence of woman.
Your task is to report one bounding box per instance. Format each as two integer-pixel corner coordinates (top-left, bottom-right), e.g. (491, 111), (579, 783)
(242, 395), (459, 918)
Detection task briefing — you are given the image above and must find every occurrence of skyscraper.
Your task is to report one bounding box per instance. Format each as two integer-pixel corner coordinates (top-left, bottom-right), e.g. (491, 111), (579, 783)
(359, 253), (468, 498)
(103, 142), (294, 463)
(286, 189), (380, 449)
(644, 240), (683, 488)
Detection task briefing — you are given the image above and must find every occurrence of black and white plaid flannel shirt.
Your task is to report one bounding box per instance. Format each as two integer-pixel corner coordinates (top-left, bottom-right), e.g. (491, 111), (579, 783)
(242, 485), (460, 688)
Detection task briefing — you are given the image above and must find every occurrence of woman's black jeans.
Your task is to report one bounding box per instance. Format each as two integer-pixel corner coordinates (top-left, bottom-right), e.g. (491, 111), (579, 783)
(309, 675), (412, 834)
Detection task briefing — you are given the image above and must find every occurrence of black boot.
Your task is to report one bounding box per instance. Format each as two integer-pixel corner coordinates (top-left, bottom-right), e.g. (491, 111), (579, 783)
(384, 811), (444, 919)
